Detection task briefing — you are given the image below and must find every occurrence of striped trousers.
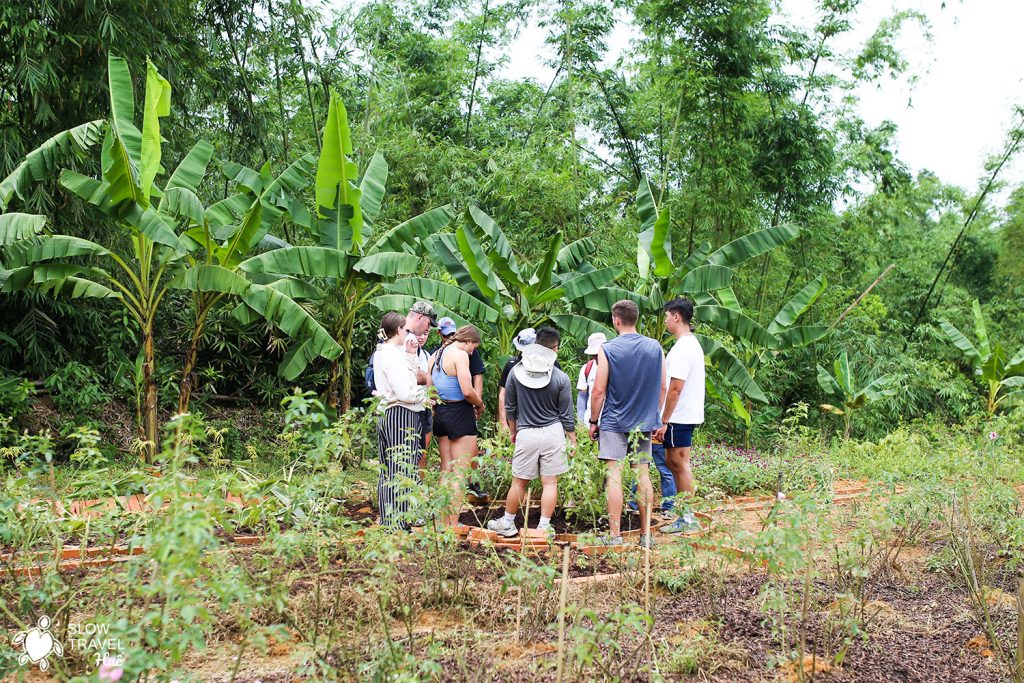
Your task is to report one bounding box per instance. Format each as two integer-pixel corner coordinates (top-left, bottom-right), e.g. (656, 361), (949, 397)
(377, 406), (422, 530)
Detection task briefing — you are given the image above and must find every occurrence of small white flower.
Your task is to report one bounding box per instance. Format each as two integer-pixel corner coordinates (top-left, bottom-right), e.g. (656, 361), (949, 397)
(989, 431), (999, 441)
(777, 491), (786, 501)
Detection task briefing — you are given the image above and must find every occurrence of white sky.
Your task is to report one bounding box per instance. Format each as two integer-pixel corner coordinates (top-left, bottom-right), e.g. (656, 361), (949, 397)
(501, 0), (1024, 195)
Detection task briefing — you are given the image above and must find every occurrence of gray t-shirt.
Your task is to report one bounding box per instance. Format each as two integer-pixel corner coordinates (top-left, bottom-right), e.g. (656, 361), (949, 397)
(505, 367), (575, 433)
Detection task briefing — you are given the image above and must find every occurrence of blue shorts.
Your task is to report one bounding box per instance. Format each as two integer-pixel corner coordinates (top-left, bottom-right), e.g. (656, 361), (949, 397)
(664, 423), (696, 449)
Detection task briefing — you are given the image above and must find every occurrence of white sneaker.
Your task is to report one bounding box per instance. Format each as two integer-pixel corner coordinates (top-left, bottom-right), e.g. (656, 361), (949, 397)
(486, 517), (519, 538)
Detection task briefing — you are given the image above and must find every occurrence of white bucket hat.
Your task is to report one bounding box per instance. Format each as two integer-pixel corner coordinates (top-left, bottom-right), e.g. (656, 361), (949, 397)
(584, 332), (607, 355)
(512, 344), (557, 389)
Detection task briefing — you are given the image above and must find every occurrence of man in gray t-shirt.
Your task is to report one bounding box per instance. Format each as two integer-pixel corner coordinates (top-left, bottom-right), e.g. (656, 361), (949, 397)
(487, 328), (577, 538)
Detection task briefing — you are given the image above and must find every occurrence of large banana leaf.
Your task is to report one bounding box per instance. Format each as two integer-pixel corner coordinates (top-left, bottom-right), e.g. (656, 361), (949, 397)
(678, 241), (712, 275)
(939, 318), (981, 366)
(241, 284), (341, 361)
(38, 276), (121, 300)
(770, 274), (826, 333)
(529, 233), (562, 295)
(455, 225), (500, 301)
(582, 287), (649, 314)
(359, 151), (388, 222)
(556, 237), (595, 272)
(650, 206), (673, 277)
(775, 326), (829, 348)
(0, 120), (105, 210)
(971, 299), (991, 359)
(0, 214), (47, 246)
(427, 233), (484, 300)
(467, 205), (524, 288)
(164, 141), (214, 194)
(697, 334), (768, 404)
(705, 223), (801, 268)
(560, 265), (623, 301)
(222, 162), (265, 195)
(100, 128), (141, 207)
(677, 264), (734, 294)
(816, 364), (842, 396)
(3, 236), (110, 268)
(139, 60), (171, 206)
(835, 351), (853, 396)
(122, 204), (183, 251)
(160, 187), (206, 228)
(860, 374), (896, 401)
(380, 278), (501, 323)
(106, 55), (142, 166)
(371, 204), (455, 254)
(316, 92), (362, 245)
(353, 251), (419, 278)
(168, 264), (251, 295)
(695, 305), (778, 350)
(239, 246), (352, 279)
(635, 175), (659, 232)
(279, 338), (319, 381)
(550, 314), (615, 341)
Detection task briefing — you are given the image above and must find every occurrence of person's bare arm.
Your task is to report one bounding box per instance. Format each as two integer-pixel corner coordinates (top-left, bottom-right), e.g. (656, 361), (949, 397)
(497, 386), (509, 432)
(473, 372), (485, 418)
(589, 348), (609, 438)
(455, 351), (483, 407)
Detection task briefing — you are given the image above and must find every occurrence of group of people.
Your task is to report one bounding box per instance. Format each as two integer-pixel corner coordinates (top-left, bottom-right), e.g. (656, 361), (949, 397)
(370, 296), (706, 547)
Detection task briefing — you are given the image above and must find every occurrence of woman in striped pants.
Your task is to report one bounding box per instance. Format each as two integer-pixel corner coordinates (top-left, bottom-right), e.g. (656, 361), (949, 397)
(372, 312), (428, 530)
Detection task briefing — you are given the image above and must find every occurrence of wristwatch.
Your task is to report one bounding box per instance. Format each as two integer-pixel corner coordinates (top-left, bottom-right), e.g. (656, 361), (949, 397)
(589, 419), (599, 425)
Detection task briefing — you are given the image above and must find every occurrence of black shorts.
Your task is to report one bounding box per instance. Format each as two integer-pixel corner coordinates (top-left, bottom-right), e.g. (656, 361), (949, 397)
(664, 423), (696, 449)
(433, 401), (478, 440)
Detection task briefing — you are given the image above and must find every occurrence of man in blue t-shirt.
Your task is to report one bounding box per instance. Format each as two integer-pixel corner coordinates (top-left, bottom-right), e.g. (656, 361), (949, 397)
(588, 300), (666, 549)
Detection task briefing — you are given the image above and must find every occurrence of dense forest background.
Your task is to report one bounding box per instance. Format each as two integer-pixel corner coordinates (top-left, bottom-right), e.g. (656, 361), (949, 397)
(1, 0), (1021, 447)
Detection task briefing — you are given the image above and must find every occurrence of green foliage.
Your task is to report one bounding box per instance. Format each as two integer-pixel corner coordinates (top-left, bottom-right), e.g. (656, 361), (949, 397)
(43, 361), (107, 416)
(817, 350), (896, 439)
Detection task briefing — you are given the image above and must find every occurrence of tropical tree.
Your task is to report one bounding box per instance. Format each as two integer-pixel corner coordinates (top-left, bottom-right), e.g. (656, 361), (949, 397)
(816, 350), (895, 439)
(0, 55), (340, 461)
(237, 91), (456, 411)
(939, 299), (1024, 414)
(375, 205), (622, 359)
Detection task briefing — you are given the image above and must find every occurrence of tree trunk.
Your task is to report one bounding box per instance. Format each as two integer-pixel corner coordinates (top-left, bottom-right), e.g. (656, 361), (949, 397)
(142, 326), (159, 464)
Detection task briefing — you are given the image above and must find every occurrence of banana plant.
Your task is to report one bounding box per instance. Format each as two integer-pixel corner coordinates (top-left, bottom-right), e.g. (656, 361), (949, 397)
(939, 299), (1024, 414)
(817, 350), (895, 438)
(237, 91), (455, 411)
(580, 175), (807, 406)
(166, 151), (342, 414)
(375, 205), (622, 358)
(0, 55), (339, 461)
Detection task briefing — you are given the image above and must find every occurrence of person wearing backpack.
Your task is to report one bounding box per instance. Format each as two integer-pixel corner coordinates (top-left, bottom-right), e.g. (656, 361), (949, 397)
(576, 332), (606, 423)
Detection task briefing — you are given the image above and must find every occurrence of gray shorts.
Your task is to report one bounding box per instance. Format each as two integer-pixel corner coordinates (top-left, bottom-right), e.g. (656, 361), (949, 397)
(598, 430), (653, 465)
(512, 423), (569, 480)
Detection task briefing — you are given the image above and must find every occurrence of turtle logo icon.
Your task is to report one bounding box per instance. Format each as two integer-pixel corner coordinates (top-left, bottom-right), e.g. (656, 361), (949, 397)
(12, 615), (64, 671)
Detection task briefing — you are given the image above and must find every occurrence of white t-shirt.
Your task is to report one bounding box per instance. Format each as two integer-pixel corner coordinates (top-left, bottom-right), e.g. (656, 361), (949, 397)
(576, 359), (598, 419)
(665, 334), (705, 424)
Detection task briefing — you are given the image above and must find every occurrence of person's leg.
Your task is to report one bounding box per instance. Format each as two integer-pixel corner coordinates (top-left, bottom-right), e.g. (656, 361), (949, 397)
(605, 459), (623, 537)
(446, 434), (477, 525)
(634, 463), (654, 536)
(663, 427), (695, 497)
(652, 443), (676, 511)
(504, 477), (528, 516)
(394, 410), (421, 528)
(539, 475), (558, 520)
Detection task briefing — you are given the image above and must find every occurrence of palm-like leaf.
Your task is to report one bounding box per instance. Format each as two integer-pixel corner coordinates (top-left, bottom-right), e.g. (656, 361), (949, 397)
(705, 223), (801, 268)
(0, 120), (105, 210)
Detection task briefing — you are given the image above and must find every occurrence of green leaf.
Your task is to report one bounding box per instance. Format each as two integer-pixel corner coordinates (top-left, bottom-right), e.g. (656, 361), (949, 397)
(695, 305), (778, 350)
(835, 351), (853, 396)
(316, 92), (362, 245)
(165, 141), (214, 194)
(705, 223), (801, 268)
(139, 59), (171, 206)
(100, 128), (140, 207)
(371, 204), (455, 254)
(716, 287), (741, 312)
(770, 274), (826, 333)
(359, 151), (388, 221)
(939, 318), (981, 367)
(122, 204), (183, 251)
(4, 236), (110, 268)
(38, 276), (121, 300)
(550, 314), (615, 341)
(381, 278), (500, 323)
(455, 225), (499, 301)
(560, 265), (623, 301)
(816, 364), (841, 396)
(160, 187), (206, 228)
(467, 205), (523, 288)
(775, 326), (829, 348)
(279, 338), (317, 381)
(241, 284), (341, 360)
(0, 214), (47, 246)
(582, 287), (648, 314)
(635, 175), (658, 232)
(427, 233), (484, 300)
(353, 251), (419, 278)
(530, 232), (562, 295)
(107, 54), (136, 144)
(168, 265), (251, 295)
(971, 299), (991, 359)
(239, 246), (351, 278)
(697, 334), (768, 404)
(677, 265), (734, 294)
(0, 120), (105, 210)
(223, 162), (265, 195)
(651, 206), (673, 277)
(679, 241), (712, 275)
(556, 237), (596, 272)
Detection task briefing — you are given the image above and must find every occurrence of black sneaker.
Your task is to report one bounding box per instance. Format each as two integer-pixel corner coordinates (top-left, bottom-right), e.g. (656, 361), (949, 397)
(467, 481), (490, 499)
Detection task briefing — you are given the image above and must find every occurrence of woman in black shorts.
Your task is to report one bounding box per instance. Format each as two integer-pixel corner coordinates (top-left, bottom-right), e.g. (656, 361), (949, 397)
(429, 326), (485, 527)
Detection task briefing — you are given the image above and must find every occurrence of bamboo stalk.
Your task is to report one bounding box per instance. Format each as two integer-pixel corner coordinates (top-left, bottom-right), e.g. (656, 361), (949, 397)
(556, 544), (570, 683)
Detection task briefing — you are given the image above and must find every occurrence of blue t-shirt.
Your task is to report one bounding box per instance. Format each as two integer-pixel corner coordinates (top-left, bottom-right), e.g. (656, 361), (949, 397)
(598, 333), (663, 433)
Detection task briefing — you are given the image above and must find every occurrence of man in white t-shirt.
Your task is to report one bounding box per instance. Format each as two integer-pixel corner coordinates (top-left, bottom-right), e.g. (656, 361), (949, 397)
(575, 332), (606, 423)
(653, 297), (705, 534)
